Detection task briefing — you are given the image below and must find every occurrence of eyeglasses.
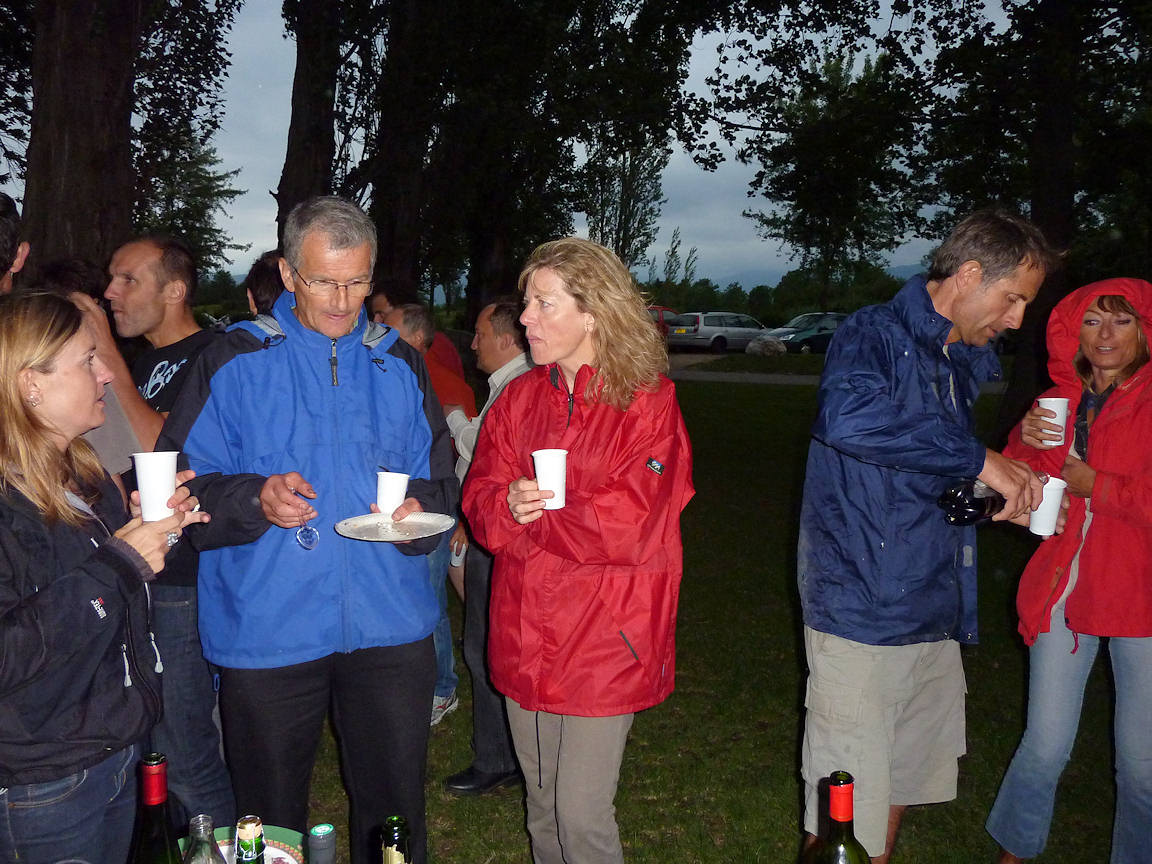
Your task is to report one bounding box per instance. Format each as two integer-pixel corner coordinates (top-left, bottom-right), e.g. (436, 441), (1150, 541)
(289, 264), (374, 299)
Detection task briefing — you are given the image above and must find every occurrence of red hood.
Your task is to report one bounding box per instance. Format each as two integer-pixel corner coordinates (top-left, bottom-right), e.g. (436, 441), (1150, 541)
(1046, 278), (1152, 388)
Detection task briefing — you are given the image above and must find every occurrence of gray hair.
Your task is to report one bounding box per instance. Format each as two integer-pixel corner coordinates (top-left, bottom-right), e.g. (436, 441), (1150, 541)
(392, 302), (435, 351)
(928, 209), (1061, 284)
(282, 196), (377, 269)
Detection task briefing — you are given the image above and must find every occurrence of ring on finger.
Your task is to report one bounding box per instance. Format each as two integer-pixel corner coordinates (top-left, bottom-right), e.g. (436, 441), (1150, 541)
(166, 531), (180, 548)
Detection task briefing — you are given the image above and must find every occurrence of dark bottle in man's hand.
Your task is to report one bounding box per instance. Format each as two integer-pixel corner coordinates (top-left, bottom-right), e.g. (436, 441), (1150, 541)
(937, 479), (1006, 525)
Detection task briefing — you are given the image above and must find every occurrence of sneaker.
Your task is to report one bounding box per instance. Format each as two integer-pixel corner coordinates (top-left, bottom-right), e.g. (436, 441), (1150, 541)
(430, 692), (459, 727)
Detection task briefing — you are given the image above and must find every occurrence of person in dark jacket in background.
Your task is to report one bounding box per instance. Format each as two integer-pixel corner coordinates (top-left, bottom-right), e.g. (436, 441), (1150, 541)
(0, 191), (29, 294)
(797, 210), (1058, 863)
(0, 291), (206, 864)
(242, 248), (284, 316)
(464, 238), (694, 864)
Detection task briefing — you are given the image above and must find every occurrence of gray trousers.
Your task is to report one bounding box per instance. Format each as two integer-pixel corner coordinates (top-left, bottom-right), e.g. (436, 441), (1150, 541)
(506, 699), (634, 864)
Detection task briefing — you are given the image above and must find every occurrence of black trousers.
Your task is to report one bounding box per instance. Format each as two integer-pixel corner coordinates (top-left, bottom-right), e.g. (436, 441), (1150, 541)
(463, 544), (518, 774)
(218, 639), (435, 864)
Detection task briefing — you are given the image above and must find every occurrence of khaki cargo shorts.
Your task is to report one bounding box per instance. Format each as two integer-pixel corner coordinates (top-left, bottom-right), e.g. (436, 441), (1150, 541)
(801, 626), (967, 856)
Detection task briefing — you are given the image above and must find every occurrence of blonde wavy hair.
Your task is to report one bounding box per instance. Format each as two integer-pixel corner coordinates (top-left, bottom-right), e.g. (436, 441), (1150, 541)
(0, 291), (106, 524)
(518, 238), (667, 410)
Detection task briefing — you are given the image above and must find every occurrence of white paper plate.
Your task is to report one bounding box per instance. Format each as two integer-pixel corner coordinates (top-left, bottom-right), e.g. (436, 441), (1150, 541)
(334, 511), (454, 542)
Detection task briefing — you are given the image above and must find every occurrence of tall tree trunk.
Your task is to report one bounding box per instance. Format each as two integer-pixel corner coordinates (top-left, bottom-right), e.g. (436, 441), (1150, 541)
(465, 225), (515, 329)
(993, 0), (1080, 446)
(274, 0), (341, 244)
(367, 0), (446, 300)
(22, 0), (143, 278)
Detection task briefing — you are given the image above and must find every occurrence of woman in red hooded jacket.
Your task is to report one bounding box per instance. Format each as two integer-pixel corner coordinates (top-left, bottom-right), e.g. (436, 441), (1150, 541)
(987, 278), (1152, 864)
(463, 238), (693, 864)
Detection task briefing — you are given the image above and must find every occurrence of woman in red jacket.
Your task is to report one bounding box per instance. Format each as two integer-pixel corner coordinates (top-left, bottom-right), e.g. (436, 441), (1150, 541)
(987, 278), (1152, 864)
(463, 238), (693, 863)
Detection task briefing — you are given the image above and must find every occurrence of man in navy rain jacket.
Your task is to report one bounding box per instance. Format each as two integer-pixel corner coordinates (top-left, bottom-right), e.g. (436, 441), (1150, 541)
(798, 210), (1059, 863)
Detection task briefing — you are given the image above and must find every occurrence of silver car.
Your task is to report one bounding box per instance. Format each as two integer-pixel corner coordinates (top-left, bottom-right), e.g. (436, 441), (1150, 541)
(666, 312), (766, 353)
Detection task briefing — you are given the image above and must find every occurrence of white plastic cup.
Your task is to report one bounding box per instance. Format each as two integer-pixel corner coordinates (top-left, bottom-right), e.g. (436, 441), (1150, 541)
(531, 449), (568, 510)
(133, 451), (178, 522)
(449, 541), (466, 568)
(376, 471), (409, 518)
(1029, 476), (1068, 536)
(1037, 397), (1070, 447)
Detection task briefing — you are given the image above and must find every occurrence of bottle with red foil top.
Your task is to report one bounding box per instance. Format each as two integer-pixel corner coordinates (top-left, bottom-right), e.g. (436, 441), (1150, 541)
(129, 752), (182, 864)
(804, 771), (870, 863)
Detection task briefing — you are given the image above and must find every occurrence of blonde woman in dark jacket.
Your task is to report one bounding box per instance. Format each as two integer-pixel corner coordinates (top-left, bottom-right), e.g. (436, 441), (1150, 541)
(0, 291), (206, 864)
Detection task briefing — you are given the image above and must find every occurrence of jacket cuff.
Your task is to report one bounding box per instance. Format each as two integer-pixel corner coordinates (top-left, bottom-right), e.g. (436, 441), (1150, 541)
(446, 409), (471, 437)
(103, 537), (156, 584)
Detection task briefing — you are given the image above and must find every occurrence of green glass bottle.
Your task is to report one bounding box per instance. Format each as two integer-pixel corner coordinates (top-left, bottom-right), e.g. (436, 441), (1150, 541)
(129, 753), (181, 864)
(381, 815), (411, 864)
(804, 771), (871, 864)
(307, 823), (336, 864)
(235, 815), (267, 864)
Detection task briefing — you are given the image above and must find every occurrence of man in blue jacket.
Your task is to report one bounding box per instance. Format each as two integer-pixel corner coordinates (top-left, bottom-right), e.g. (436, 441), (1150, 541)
(798, 210), (1059, 863)
(160, 197), (457, 864)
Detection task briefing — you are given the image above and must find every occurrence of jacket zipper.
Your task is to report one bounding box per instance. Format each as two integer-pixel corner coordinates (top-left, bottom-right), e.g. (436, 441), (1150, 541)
(330, 339), (339, 386)
(123, 601), (162, 714)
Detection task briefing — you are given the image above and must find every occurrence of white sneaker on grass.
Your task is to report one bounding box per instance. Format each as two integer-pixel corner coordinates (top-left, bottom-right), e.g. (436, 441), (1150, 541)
(430, 691), (459, 726)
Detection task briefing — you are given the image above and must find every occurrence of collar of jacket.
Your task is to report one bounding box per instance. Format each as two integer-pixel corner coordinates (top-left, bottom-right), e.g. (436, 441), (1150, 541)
(264, 290), (393, 353)
(0, 472), (122, 531)
(546, 363), (597, 400)
(893, 274), (1001, 383)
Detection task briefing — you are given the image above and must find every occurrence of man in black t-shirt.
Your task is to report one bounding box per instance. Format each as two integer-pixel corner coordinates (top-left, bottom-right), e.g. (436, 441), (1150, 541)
(105, 235), (235, 829)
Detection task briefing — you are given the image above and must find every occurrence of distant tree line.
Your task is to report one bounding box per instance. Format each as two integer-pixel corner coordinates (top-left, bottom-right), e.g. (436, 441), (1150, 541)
(640, 223), (901, 327)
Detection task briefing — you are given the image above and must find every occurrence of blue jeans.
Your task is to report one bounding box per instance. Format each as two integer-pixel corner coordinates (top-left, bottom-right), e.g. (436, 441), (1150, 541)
(427, 529), (458, 699)
(987, 613), (1152, 862)
(0, 743), (138, 864)
(150, 583), (235, 830)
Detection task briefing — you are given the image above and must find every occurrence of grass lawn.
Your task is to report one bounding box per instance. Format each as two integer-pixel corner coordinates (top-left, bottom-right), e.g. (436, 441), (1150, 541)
(303, 380), (1112, 862)
(693, 350), (1018, 383)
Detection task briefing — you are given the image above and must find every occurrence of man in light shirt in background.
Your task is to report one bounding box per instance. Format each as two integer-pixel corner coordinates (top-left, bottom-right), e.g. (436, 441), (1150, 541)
(441, 296), (531, 795)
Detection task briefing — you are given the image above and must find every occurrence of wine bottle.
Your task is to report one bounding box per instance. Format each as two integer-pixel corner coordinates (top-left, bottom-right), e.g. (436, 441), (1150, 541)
(804, 771), (871, 864)
(181, 814), (227, 864)
(235, 815), (267, 864)
(129, 752), (182, 864)
(308, 823), (336, 864)
(381, 815), (411, 864)
(937, 479), (1005, 525)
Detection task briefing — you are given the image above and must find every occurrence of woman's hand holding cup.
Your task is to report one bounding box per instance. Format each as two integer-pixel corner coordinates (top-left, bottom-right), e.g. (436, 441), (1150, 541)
(114, 504), (209, 576)
(507, 476), (552, 524)
(1021, 399), (1069, 449)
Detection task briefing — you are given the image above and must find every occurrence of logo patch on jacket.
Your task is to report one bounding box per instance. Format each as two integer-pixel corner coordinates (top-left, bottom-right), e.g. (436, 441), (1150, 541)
(90, 597), (107, 620)
(646, 457), (665, 475)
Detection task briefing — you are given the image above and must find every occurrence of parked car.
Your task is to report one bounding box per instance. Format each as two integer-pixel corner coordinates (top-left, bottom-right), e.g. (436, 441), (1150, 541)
(647, 306), (679, 339)
(666, 311), (766, 353)
(752, 311), (847, 354)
